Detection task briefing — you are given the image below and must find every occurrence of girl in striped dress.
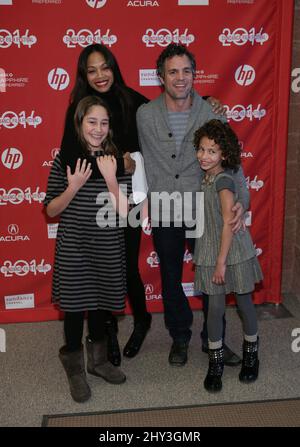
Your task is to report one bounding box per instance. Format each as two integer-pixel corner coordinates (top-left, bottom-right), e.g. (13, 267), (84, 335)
(44, 96), (131, 402)
(193, 119), (263, 393)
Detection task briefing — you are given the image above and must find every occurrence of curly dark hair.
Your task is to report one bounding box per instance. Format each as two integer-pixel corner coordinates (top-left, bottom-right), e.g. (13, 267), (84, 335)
(156, 43), (196, 78)
(193, 119), (241, 172)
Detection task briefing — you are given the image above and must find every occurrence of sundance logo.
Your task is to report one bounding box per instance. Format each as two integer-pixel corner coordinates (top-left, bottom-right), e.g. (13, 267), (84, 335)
(142, 28), (194, 47)
(246, 175), (264, 191)
(63, 28), (117, 48)
(225, 104), (266, 122)
(0, 187), (45, 206)
(1, 259), (51, 277)
(0, 29), (37, 48)
(219, 27), (268, 47)
(183, 249), (192, 264)
(0, 110), (42, 129)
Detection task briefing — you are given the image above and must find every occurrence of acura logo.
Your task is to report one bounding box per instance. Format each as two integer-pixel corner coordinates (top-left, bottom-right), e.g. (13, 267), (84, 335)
(8, 224), (19, 235)
(144, 284), (154, 294)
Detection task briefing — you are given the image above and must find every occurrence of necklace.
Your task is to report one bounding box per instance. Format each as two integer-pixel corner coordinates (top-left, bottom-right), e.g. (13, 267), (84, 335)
(203, 174), (216, 185)
(203, 169), (225, 185)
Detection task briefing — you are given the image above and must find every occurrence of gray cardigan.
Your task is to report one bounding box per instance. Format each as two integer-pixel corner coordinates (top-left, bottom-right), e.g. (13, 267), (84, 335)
(137, 92), (249, 225)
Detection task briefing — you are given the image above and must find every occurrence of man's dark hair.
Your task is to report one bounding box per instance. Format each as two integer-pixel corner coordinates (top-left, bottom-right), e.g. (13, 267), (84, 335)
(156, 43), (196, 78)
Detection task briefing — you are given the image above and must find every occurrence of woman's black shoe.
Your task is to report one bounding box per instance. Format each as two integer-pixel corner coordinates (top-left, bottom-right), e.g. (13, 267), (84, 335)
(105, 319), (121, 366)
(123, 314), (152, 358)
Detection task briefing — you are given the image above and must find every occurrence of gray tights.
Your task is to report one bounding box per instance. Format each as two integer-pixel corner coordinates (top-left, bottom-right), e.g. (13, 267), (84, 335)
(207, 293), (257, 345)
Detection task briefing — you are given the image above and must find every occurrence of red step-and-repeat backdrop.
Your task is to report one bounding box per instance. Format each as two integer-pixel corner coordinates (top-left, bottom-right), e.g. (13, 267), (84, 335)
(0, 0), (294, 323)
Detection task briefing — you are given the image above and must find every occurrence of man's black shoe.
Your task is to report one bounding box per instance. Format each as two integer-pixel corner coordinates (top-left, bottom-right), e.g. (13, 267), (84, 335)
(168, 341), (188, 366)
(123, 315), (152, 358)
(202, 343), (241, 366)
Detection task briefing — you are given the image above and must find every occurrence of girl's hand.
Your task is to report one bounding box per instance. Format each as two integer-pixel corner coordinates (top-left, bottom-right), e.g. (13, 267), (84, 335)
(212, 261), (226, 285)
(96, 155), (117, 183)
(67, 158), (92, 192)
(207, 96), (227, 116)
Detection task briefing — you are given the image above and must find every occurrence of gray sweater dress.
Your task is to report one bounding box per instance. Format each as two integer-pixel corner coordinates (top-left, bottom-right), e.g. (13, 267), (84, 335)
(193, 172), (263, 296)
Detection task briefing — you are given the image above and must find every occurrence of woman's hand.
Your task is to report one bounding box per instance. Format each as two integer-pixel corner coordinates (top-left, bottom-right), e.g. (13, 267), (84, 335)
(96, 155), (117, 183)
(229, 201), (246, 233)
(67, 158), (92, 192)
(123, 152), (136, 174)
(207, 96), (227, 116)
(212, 261), (226, 285)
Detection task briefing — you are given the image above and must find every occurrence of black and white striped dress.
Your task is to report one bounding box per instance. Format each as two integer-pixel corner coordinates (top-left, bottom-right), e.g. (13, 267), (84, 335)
(44, 153), (132, 312)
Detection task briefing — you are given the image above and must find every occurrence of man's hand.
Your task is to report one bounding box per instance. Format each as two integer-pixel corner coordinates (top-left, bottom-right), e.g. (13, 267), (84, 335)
(207, 96), (227, 116)
(123, 152), (136, 174)
(229, 201), (246, 233)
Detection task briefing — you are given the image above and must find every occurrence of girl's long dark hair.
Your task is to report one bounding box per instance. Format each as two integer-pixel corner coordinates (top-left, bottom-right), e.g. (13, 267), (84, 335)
(74, 96), (119, 157)
(70, 44), (133, 127)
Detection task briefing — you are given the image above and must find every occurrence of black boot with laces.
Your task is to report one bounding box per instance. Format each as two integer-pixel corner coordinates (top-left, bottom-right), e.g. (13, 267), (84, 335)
(239, 338), (259, 383)
(204, 346), (224, 392)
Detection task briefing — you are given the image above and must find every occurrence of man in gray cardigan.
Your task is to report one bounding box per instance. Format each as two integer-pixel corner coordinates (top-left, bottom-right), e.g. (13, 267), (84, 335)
(137, 44), (249, 367)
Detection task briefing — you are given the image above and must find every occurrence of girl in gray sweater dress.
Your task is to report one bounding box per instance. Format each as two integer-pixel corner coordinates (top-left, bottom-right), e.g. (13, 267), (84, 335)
(193, 119), (263, 393)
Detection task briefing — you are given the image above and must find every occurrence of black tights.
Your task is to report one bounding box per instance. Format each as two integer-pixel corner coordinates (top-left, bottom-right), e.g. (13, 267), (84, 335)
(64, 310), (108, 352)
(107, 225), (150, 328)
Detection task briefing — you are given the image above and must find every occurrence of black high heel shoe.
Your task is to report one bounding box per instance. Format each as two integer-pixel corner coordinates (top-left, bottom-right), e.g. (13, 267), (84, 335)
(123, 314), (152, 358)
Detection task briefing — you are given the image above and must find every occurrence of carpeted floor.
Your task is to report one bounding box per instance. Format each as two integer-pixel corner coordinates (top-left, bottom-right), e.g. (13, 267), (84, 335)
(0, 293), (300, 427)
(43, 398), (300, 427)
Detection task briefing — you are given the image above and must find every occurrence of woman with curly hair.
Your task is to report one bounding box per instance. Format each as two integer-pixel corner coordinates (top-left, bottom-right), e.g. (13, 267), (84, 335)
(193, 119), (263, 393)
